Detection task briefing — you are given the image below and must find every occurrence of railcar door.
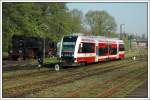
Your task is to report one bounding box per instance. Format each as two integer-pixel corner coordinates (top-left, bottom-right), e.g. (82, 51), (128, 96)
(109, 42), (118, 60)
(98, 42), (108, 62)
(118, 43), (125, 59)
(77, 43), (86, 63)
(82, 42), (95, 63)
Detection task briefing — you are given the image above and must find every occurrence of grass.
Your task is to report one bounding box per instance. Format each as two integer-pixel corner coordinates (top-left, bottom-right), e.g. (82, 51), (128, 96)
(125, 49), (147, 58)
(44, 57), (58, 64)
(111, 77), (147, 97)
(75, 61), (147, 97)
(28, 61), (147, 97)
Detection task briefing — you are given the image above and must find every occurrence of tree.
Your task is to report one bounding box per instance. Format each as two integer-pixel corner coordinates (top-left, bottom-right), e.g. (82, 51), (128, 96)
(85, 10), (117, 36)
(70, 9), (83, 33)
(2, 3), (74, 52)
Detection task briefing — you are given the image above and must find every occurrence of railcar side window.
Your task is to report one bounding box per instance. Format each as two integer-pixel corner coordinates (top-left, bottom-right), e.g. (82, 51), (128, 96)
(110, 48), (117, 55)
(119, 44), (125, 51)
(109, 44), (117, 55)
(98, 43), (108, 56)
(78, 43), (95, 53)
(99, 48), (107, 56)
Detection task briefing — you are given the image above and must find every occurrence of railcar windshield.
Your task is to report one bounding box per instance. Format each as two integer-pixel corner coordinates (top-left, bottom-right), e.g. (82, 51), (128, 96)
(62, 36), (77, 52)
(62, 42), (76, 52)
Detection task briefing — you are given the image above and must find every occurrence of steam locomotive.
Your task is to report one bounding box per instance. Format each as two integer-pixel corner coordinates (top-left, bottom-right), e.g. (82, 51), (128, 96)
(8, 35), (57, 60)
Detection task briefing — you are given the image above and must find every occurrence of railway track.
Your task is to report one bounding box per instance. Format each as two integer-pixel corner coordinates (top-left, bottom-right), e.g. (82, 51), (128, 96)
(3, 57), (140, 89)
(96, 71), (147, 97)
(4, 62), (130, 90)
(2, 58), (129, 81)
(3, 56), (142, 80)
(3, 57), (146, 97)
(64, 66), (147, 97)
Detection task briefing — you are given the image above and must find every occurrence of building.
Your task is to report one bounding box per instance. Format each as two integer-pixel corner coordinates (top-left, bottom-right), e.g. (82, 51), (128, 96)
(131, 40), (147, 49)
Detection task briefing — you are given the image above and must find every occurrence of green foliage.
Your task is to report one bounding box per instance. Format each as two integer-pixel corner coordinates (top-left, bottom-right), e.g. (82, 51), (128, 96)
(2, 3), (83, 52)
(85, 10), (117, 36)
(70, 9), (83, 33)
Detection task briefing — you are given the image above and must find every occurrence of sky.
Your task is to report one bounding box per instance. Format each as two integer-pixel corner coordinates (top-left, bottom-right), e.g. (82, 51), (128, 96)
(66, 3), (148, 36)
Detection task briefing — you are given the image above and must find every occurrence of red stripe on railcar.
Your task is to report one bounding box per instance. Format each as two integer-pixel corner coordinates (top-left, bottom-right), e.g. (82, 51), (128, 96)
(109, 56), (117, 60)
(98, 58), (105, 61)
(77, 56), (95, 63)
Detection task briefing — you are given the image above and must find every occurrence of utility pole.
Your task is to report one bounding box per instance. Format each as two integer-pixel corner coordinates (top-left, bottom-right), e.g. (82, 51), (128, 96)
(120, 24), (125, 39)
(108, 31), (110, 38)
(129, 35), (132, 49)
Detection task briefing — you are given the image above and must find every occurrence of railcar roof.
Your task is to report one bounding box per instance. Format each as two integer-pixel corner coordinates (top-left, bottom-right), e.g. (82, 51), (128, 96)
(64, 34), (124, 44)
(79, 35), (123, 42)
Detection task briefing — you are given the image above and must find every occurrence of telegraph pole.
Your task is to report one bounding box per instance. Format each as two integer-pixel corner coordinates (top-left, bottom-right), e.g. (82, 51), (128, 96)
(129, 35), (132, 49)
(108, 31), (110, 38)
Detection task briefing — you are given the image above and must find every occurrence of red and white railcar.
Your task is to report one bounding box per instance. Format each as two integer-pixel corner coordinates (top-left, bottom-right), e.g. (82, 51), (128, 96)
(58, 34), (125, 66)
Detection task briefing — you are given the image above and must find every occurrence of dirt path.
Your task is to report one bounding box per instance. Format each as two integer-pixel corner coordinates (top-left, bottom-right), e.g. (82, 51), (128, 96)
(126, 80), (148, 98)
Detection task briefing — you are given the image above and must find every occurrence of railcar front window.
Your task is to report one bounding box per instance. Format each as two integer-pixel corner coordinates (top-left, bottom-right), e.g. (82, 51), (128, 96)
(62, 36), (77, 52)
(62, 44), (75, 52)
(61, 42), (75, 57)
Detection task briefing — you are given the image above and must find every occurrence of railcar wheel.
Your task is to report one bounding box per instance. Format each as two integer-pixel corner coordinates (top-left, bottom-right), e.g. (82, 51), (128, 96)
(82, 62), (87, 66)
(55, 64), (60, 71)
(80, 62), (85, 66)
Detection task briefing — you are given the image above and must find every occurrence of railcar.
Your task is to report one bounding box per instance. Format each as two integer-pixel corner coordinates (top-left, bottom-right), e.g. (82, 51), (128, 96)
(58, 33), (125, 67)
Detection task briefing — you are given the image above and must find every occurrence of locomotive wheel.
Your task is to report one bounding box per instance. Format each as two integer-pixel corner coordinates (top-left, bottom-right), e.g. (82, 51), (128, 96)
(12, 56), (20, 61)
(27, 49), (35, 58)
(17, 57), (22, 61)
(23, 55), (26, 60)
